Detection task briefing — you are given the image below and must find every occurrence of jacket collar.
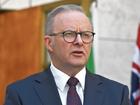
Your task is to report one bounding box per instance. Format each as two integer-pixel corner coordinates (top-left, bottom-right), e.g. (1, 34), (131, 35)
(32, 68), (104, 105)
(33, 68), (62, 105)
(84, 71), (105, 105)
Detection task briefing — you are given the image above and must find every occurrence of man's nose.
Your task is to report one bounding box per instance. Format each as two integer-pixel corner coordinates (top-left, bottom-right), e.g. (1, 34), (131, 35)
(73, 34), (83, 45)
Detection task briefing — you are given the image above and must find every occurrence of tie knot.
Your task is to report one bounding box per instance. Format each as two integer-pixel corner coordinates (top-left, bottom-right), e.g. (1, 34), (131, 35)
(67, 77), (79, 87)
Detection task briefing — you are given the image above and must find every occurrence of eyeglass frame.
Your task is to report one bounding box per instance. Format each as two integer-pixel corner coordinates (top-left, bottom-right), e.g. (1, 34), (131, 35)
(48, 30), (95, 44)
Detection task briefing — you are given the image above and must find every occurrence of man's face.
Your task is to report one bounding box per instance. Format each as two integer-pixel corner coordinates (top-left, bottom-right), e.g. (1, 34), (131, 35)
(45, 11), (93, 70)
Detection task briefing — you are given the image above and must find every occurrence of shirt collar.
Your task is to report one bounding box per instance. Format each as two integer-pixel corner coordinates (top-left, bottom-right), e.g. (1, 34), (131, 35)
(50, 63), (69, 92)
(50, 63), (86, 92)
(75, 67), (86, 90)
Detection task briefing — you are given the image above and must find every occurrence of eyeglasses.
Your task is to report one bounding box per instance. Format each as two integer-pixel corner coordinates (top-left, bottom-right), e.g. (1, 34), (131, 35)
(49, 30), (95, 44)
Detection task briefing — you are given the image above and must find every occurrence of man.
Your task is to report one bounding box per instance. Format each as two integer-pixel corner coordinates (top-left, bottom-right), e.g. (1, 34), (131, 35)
(4, 4), (131, 105)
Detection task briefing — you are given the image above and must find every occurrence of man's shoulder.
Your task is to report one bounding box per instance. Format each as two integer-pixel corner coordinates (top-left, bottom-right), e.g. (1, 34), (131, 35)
(88, 72), (128, 89)
(7, 70), (48, 89)
(89, 73), (129, 97)
(97, 74), (124, 85)
(86, 72), (130, 105)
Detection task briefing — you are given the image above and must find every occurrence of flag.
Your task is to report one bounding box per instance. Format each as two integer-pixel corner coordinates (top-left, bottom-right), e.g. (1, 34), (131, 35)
(86, 4), (95, 74)
(86, 48), (95, 73)
(131, 24), (140, 105)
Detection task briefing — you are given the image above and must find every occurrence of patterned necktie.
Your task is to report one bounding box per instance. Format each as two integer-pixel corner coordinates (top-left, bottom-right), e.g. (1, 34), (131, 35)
(67, 77), (82, 105)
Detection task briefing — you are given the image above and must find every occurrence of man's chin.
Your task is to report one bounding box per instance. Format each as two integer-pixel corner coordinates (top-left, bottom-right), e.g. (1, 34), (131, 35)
(70, 62), (85, 68)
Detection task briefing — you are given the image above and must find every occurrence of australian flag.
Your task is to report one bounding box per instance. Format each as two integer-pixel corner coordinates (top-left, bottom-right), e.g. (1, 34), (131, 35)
(131, 24), (140, 105)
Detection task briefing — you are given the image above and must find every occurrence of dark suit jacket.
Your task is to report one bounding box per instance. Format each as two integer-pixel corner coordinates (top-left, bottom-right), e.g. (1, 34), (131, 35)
(4, 67), (131, 105)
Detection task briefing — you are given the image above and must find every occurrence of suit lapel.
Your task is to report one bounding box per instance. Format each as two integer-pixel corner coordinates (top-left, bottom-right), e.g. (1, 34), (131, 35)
(33, 68), (62, 105)
(84, 72), (105, 105)
(31, 68), (105, 105)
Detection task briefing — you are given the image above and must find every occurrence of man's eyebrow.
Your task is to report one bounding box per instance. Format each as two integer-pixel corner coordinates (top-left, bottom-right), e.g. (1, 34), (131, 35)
(63, 27), (76, 31)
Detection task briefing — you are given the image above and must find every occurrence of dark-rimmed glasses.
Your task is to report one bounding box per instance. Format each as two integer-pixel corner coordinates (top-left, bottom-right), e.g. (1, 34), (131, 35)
(49, 30), (95, 44)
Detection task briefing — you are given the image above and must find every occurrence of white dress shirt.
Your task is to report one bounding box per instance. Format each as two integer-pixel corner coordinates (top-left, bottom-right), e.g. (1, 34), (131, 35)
(50, 63), (86, 105)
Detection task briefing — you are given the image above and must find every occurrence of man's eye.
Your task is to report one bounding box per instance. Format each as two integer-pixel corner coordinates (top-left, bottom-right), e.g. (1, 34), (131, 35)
(83, 32), (92, 36)
(82, 33), (90, 37)
(64, 32), (75, 36)
(65, 32), (72, 35)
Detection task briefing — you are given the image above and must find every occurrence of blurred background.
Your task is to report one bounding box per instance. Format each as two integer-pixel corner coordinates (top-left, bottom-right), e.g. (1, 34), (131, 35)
(0, 0), (140, 104)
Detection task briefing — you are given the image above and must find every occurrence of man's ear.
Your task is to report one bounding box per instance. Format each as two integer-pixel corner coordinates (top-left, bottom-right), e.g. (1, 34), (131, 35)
(44, 35), (53, 52)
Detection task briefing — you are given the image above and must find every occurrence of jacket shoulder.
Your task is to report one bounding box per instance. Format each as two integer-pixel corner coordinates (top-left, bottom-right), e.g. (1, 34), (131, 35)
(87, 72), (129, 92)
(7, 70), (48, 89)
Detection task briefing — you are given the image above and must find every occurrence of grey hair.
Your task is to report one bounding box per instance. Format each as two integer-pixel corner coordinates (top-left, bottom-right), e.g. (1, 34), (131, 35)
(45, 4), (85, 35)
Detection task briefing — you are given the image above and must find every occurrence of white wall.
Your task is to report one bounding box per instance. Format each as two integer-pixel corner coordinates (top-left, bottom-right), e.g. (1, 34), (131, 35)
(91, 0), (140, 89)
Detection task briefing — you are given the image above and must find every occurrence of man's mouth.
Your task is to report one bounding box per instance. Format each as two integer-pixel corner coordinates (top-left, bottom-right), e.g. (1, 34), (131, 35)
(72, 51), (84, 56)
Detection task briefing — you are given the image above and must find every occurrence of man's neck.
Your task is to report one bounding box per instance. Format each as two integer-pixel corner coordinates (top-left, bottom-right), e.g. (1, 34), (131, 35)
(51, 62), (85, 76)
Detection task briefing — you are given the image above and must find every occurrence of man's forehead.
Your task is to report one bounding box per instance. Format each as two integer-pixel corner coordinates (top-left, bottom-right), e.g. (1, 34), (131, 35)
(53, 11), (92, 31)
(54, 11), (87, 21)
(62, 25), (92, 31)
